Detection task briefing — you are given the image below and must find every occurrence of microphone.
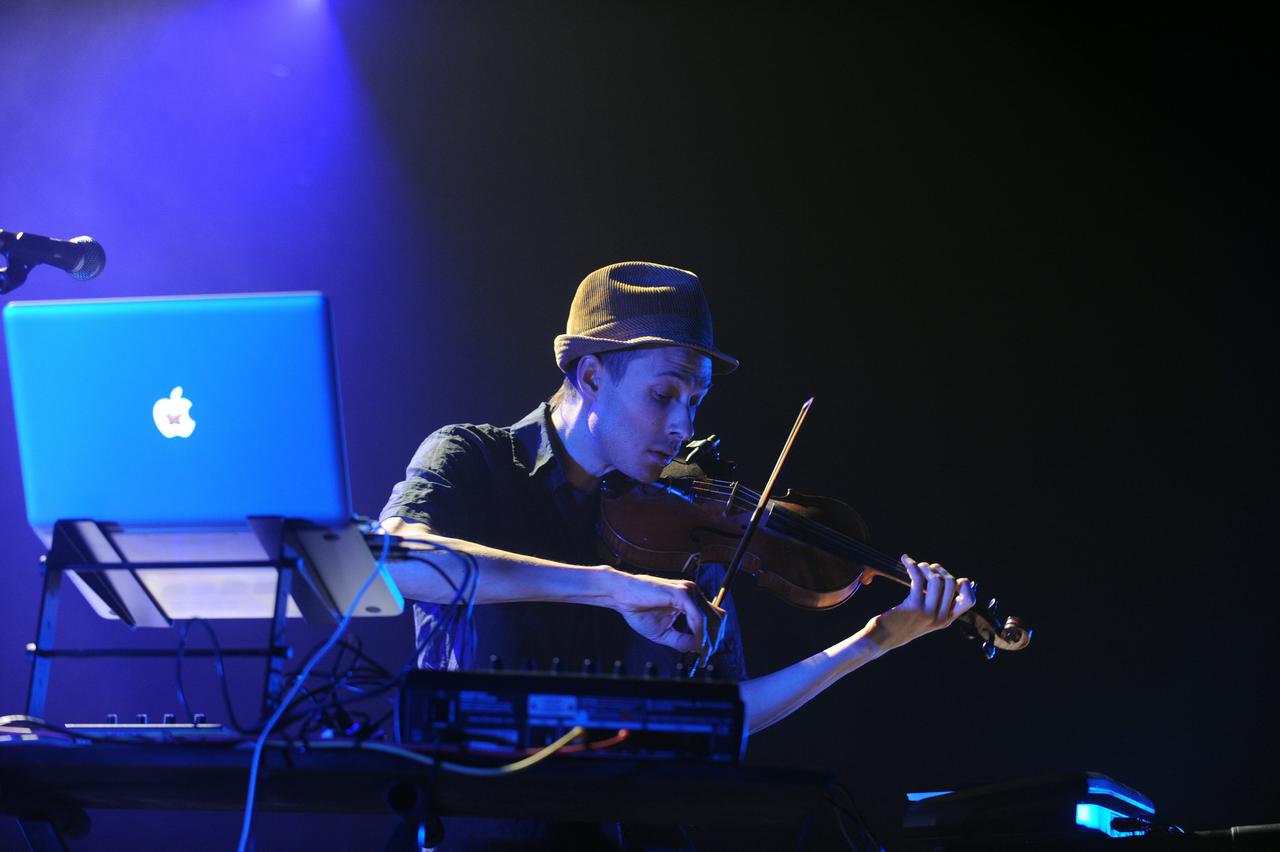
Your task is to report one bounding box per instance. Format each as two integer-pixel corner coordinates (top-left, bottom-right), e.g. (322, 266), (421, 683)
(0, 229), (107, 281)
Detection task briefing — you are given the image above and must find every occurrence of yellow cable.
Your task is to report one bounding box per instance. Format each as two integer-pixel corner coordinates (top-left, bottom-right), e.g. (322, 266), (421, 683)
(301, 726), (586, 777)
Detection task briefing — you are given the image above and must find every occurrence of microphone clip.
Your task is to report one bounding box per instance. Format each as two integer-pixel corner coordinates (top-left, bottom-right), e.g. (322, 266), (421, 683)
(0, 256), (33, 295)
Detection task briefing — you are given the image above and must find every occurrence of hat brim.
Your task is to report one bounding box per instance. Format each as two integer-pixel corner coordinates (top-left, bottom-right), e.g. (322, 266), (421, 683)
(554, 334), (739, 375)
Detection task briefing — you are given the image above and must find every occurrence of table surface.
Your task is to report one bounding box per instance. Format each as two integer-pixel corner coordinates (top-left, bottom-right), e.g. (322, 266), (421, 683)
(0, 739), (833, 827)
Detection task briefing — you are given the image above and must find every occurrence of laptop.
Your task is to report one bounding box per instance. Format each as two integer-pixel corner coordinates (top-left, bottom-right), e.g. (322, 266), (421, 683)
(4, 291), (402, 624)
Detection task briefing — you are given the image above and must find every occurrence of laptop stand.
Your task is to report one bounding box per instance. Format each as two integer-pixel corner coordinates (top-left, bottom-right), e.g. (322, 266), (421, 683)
(24, 516), (355, 720)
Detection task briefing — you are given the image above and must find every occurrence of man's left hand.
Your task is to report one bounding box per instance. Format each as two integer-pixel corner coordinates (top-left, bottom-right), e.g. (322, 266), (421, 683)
(864, 554), (976, 654)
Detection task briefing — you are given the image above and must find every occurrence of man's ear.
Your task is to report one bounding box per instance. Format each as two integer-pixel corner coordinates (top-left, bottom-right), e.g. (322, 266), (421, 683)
(576, 354), (605, 400)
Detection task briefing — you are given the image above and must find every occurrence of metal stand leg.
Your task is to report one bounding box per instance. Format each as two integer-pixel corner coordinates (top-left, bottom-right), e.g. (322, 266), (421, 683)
(262, 562), (294, 718)
(13, 804), (87, 852)
(26, 557), (62, 719)
(16, 818), (68, 852)
(24, 517), (302, 724)
(384, 781), (444, 852)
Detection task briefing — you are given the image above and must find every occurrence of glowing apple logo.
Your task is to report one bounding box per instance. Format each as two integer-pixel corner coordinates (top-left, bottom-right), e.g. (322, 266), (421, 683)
(153, 386), (196, 439)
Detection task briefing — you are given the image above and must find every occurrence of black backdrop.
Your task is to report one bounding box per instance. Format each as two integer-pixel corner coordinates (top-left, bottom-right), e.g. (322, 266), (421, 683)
(1, 2), (1275, 849)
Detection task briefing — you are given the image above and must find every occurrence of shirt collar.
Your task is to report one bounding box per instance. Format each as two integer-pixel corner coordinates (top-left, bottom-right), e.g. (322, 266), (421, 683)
(509, 403), (561, 481)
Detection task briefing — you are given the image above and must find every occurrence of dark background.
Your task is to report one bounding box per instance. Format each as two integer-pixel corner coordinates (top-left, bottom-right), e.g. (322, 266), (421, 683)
(1, 1), (1275, 849)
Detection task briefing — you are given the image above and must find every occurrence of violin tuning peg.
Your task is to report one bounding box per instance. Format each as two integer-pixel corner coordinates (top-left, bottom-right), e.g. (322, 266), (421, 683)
(981, 641), (997, 661)
(1001, 617), (1032, 650)
(987, 597), (1000, 614)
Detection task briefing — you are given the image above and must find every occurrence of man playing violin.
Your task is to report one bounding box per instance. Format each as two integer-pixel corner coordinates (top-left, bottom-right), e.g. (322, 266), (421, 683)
(379, 260), (978, 735)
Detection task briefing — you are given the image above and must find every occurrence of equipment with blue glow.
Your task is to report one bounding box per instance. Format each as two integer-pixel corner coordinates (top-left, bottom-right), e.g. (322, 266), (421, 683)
(903, 771), (1158, 848)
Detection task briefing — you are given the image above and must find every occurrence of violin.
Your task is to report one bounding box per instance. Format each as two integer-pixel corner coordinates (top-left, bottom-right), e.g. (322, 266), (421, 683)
(598, 432), (1032, 658)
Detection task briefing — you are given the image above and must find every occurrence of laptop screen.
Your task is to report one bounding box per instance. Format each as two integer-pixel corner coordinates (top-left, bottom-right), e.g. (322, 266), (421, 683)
(6, 291), (351, 537)
(4, 292), (400, 621)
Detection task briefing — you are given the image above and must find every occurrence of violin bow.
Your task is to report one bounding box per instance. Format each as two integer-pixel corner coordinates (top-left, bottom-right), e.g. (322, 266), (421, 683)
(710, 396), (814, 609)
(691, 398), (815, 675)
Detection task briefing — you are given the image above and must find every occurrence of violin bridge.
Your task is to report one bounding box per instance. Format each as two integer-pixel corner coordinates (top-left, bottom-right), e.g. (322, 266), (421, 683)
(723, 481), (741, 516)
(680, 552), (701, 577)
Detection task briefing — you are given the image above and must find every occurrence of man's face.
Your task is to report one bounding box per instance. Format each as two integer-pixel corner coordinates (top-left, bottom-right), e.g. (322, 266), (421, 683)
(590, 346), (713, 483)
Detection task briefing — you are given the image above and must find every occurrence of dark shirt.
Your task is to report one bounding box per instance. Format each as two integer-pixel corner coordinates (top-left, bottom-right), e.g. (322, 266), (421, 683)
(380, 403), (746, 680)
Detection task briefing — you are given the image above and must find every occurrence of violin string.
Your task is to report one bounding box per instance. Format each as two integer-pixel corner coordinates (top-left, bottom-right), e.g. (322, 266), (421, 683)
(684, 478), (908, 579)
(673, 483), (996, 617)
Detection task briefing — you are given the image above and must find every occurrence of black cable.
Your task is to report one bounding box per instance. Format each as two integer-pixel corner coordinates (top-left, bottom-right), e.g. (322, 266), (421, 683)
(175, 620), (195, 723)
(254, 629), (399, 743)
(261, 635), (403, 744)
(174, 617), (252, 734)
(156, 533), (412, 751)
(290, 636), (392, 686)
(401, 549), (477, 672)
(826, 781), (883, 852)
(831, 799), (859, 851)
(676, 823), (700, 852)
(270, 669), (398, 738)
(174, 539), (481, 753)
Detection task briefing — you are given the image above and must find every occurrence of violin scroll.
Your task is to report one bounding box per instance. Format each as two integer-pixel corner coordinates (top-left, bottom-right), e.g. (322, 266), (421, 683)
(958, 595), (1033, 660)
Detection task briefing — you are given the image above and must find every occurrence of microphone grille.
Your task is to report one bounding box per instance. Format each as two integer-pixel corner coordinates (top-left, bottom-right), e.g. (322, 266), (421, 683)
(69, 236), (106, 280)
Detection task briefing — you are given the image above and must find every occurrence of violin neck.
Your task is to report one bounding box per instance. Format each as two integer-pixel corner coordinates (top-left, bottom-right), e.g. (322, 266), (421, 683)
(764, 501), (911, 587)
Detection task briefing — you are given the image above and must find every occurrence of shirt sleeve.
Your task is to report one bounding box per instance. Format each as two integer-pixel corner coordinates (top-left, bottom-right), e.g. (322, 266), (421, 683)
(378, 425), (493, 539)
(381, 425), (498, 671)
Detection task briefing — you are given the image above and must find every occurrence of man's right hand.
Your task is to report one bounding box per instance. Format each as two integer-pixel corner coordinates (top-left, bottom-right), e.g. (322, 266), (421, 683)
(380, 517), (727, 652)
(607, 569), (726, 654)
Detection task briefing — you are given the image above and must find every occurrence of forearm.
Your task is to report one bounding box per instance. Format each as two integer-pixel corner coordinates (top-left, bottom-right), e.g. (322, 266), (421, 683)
(381, 517), (619, 606)
(739, 618), (889, 734)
